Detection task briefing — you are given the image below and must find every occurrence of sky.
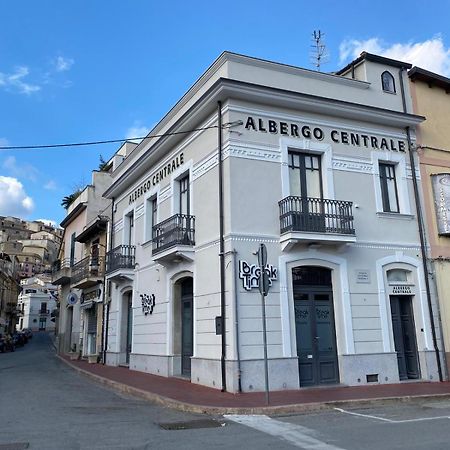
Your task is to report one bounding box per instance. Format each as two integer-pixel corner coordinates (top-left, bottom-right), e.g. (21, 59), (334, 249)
(1, 0), (450, 227)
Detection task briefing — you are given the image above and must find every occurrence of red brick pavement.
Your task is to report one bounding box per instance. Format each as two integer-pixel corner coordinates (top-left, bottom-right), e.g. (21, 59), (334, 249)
(59, 355), (450, 411)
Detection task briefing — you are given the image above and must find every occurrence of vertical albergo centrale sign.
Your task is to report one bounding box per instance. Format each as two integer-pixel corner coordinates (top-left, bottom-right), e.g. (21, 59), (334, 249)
(432, 174), (450, 236)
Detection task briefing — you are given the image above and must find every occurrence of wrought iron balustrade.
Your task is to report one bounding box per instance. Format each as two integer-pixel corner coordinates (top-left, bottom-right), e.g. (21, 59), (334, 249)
(279, 196), (355, 235)
(71, 255), (105, 284)
(152, 214), (195, 254)
(105, 245), (135, 274)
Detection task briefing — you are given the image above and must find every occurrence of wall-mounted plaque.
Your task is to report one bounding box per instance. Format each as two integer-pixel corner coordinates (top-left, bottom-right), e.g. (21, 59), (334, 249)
(355, 270), (371, 284)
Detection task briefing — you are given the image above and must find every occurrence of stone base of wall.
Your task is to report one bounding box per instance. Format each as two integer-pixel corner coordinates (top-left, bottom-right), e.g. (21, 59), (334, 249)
(191, 357), (300, 393)
(339, 353), (400, 385)
(129, 353), (171, 377)
(444, 352), (450, 380)
(105, 352), (120, 366)
(419, 350), (441, 382)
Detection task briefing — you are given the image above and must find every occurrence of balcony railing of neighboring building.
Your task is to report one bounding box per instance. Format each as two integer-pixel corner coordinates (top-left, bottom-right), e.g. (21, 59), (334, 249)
(152, 214), (195, 255)
(279, 196), (355, 235)
(51, 258), (72, 284)
(71, 256), (105, 285)
(105, 245), (136, 274)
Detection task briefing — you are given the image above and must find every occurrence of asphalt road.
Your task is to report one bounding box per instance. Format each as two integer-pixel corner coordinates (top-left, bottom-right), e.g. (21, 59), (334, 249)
(2, 333), (450, 450)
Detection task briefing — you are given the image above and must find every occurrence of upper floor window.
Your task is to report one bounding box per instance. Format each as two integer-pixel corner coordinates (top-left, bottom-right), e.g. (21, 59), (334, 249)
(70, 232), (76, 266)
(125, 211), (134, 245)
(145, 195), (158, 242)
(179, 175), (190, 215)
(381, 71), (396, 93)
(379, 163), (399, 213)
(288, 151), (322, 199)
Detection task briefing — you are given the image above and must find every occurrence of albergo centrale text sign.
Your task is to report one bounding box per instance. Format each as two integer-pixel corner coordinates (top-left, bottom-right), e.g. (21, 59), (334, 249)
(243, 116), (406, 152)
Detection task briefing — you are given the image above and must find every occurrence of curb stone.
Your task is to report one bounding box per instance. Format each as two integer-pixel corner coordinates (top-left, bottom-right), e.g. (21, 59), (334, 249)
(56, 354), (450, 416)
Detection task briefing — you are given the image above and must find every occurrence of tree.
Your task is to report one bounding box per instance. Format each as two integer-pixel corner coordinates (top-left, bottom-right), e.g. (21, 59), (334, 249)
(61, 190), (82, 209)
(98, 155), (109, 171)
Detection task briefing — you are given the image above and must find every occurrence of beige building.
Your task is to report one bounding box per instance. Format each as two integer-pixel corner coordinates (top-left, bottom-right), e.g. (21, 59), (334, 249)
(53, 168), (113, 360)
(409, 67), (450, 376)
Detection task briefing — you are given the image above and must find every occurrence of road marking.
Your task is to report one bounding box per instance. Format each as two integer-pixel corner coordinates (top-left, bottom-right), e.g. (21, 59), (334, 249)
(334, 407), (450, 423)
(225, 414), (346, 450)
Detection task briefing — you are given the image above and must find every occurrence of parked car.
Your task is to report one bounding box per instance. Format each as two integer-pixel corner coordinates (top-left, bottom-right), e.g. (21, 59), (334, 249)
(22, 328), (33, 339)
(0, 333), (15, 352)
(12, 332), (25, 347)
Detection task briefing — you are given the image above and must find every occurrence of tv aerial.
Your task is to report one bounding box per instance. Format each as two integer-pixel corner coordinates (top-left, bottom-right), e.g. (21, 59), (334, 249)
(310, 30), (329, 72)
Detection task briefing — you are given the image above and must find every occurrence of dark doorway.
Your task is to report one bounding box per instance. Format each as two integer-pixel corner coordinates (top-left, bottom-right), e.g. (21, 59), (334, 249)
(390, 296), (420, 380)
(181, 278), (193, 376)
(293, 266), (339, 387)
(125, 293), (133, 364)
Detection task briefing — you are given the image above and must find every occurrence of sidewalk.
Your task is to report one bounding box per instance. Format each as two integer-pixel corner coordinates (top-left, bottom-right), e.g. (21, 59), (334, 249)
(56, 354), (450, 415)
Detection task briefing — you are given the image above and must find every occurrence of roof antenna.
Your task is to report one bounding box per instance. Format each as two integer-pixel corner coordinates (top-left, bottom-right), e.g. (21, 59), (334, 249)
(310, 30), (329, 72)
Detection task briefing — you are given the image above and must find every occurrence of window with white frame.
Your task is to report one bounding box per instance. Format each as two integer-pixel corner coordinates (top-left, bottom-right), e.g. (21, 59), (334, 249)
(179, 174), (190, 215)
(124, 211), (134, 245)
(379, 162), (400, 213)
(381, 71), (396, 93)
(145, 195), (158, 242)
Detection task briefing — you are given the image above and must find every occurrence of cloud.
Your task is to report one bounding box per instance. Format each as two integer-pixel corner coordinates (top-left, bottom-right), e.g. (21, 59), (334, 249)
(0, 66), (41, 95)
(35, 218), (57, 227)
(2, 156), (39, 182)
(0, 138), (8, 148)
(126, 121), (151, 143)
(44, 180), (57, 190)
(0, 176), (34, 217)
(54, 56), (74, 72)
(339, 36), (450, 77)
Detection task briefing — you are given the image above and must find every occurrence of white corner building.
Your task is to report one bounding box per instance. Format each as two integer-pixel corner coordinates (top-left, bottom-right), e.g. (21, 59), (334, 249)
(102, 52), (443, 392)
(17, 276), (58, 332)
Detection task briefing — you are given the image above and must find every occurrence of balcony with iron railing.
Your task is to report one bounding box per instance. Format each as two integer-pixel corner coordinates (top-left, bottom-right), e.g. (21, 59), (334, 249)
(51, 258), (72, 285)
(152, 214), (195, 264)
(105, 245), (135, 282)
(279, 196), (356, 250)
(71, 255), (105, 289)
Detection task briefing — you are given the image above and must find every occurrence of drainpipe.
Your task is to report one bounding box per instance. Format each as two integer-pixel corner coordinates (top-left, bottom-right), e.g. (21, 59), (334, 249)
(218, 101), (227, 392)
(232, 249), (242, 392)
(399, 68), (443, 380)
(103, 197), (115, 364)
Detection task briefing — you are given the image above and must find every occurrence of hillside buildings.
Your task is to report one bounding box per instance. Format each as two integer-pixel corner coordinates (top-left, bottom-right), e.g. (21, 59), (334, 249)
(0, 216), (62, 279)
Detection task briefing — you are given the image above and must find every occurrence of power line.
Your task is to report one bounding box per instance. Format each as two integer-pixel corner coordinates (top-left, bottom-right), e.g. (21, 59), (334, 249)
(0, 124), (227, 151)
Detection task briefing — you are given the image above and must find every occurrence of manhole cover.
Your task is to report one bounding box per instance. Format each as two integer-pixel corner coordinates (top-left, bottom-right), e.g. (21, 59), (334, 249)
(0, 444), (29, 450)
(159, 419), (224, 430)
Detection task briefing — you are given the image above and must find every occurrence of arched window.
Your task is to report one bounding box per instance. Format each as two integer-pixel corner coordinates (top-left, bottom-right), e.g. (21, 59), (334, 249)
(381, 71), (396, 93)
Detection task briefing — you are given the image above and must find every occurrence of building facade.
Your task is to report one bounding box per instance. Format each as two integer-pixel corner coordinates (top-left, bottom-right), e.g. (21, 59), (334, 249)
(0, 253), (20, 334)
(17, 276), (57, 332)
(101, 52), (443, 392)
(53, 168), (112, 359)
(409, 67), (450, 377)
